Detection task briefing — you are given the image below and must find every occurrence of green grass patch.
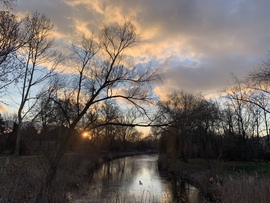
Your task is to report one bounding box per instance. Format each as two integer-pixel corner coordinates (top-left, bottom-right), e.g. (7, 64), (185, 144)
(166, 158), (270, 177)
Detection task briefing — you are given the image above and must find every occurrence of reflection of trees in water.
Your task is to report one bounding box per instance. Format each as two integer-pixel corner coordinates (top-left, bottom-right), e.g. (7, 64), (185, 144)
(92, 157), (137, 197)
(98, 158), (136, 182)
(169, 175), (201, 203)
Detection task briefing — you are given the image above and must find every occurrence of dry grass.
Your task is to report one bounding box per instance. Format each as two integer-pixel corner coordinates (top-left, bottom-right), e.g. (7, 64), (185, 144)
(0, 149), (101, 203)
(220, 175), (270, 203)
(161, 156), (270, 202)
(189, 172), (270, 203)
(0, 156), (44, 202)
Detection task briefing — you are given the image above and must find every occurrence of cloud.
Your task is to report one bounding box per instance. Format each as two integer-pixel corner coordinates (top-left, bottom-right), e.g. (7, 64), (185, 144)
(13, 0), (270, 99)
(0, 105), (7, 113)
(155, 52), (260, 99)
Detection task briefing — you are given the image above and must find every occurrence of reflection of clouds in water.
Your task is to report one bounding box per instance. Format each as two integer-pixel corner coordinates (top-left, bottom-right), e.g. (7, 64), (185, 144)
(127, 165), (164, 200)
(119, 155), (172, 202)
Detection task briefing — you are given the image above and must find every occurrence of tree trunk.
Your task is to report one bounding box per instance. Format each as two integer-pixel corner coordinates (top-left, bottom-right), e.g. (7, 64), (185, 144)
(14, 113), (22, 156)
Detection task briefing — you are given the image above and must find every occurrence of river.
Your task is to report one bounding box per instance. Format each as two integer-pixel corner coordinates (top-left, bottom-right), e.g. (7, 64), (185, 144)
(72, 154), (200, 203)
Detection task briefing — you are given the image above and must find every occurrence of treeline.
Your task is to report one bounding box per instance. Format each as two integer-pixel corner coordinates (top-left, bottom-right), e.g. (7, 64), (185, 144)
(155, 64), (270, 161)
(0, 111), (156, 155)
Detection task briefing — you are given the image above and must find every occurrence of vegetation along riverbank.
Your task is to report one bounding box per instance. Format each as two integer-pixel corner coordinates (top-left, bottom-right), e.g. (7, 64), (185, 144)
(158, 155), (270, 203)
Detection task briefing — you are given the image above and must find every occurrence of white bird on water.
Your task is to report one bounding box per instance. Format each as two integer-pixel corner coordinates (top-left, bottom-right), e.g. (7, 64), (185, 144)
(139, 180), (143, 185)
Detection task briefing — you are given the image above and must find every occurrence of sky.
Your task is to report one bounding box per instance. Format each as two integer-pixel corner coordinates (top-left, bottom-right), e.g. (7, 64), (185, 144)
(2, 0), (270, 111)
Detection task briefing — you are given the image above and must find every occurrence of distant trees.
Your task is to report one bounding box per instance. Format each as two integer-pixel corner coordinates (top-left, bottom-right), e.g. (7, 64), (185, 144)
(95, 100), (121, 149)
(155, 75), (270, 161)
(218, 73), (270, 160)
(88, 102), (142, 149)
(224, 54), (270, 140)
(156, 91), (221, 160)
(117, 109), (141, 143)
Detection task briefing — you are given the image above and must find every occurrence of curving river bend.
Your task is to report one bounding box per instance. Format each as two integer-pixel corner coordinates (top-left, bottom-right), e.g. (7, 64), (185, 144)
(72, 154), (200, 203)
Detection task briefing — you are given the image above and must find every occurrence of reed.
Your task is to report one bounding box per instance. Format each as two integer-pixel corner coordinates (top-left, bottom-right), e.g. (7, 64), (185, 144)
(220, 175), (270, 203)
(0, 151), (101, 202)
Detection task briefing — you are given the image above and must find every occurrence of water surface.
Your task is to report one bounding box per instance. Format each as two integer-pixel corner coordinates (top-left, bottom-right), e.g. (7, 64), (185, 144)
(73, 154), (200, 203)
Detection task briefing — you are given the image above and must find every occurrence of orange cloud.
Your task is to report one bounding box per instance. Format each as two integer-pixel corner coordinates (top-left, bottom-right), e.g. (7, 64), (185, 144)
(0, 105), (7, 113)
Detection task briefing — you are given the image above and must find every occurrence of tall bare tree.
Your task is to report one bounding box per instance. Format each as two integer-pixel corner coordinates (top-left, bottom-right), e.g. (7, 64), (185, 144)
(35, 21), (159, 202)
(14, 12), (59, 156)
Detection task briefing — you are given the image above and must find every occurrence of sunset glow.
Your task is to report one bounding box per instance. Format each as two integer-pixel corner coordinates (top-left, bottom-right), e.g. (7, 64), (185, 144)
(82, 132), (89, 138)
(7, 0), (269, 101)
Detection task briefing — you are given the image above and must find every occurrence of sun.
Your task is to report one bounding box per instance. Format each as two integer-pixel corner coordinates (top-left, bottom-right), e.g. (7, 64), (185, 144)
(82, 132), (88, 138)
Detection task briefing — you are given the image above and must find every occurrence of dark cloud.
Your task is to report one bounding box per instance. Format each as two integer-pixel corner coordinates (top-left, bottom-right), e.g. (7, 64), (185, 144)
(158, 53), (260, 96)
(16, 0), (75, 33)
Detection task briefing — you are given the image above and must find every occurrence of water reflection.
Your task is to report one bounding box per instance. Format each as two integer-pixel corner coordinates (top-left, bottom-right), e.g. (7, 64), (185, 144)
(76, 155), (200, 203)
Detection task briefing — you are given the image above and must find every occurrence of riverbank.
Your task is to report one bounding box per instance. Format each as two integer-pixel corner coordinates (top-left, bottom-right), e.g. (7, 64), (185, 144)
(158, 155), (270, 203)
(0, 149), (157, 202)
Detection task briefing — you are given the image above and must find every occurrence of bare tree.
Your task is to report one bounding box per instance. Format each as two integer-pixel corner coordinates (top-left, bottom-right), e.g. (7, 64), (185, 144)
(156, 91), (221, 160)
(35, 21), (159, 202)
(117, 109), (139, 142)
(0, 10), (27, 96)
(221, 75), (269, 159)
(249, 52), (270, 85)
(224, 77), (249, 142)
(243, 54), (270, 141)
(244, 53), (270, 115)
(14, 12), (59, 156)
(0, 10), (22, 64)
(0, 0), (16, 9)
(96, 100), (121, 148)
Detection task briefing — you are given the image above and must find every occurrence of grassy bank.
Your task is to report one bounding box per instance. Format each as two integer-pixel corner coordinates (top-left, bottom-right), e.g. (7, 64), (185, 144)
(158, 155), (270, 202)
(0, 153), (100, 202)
